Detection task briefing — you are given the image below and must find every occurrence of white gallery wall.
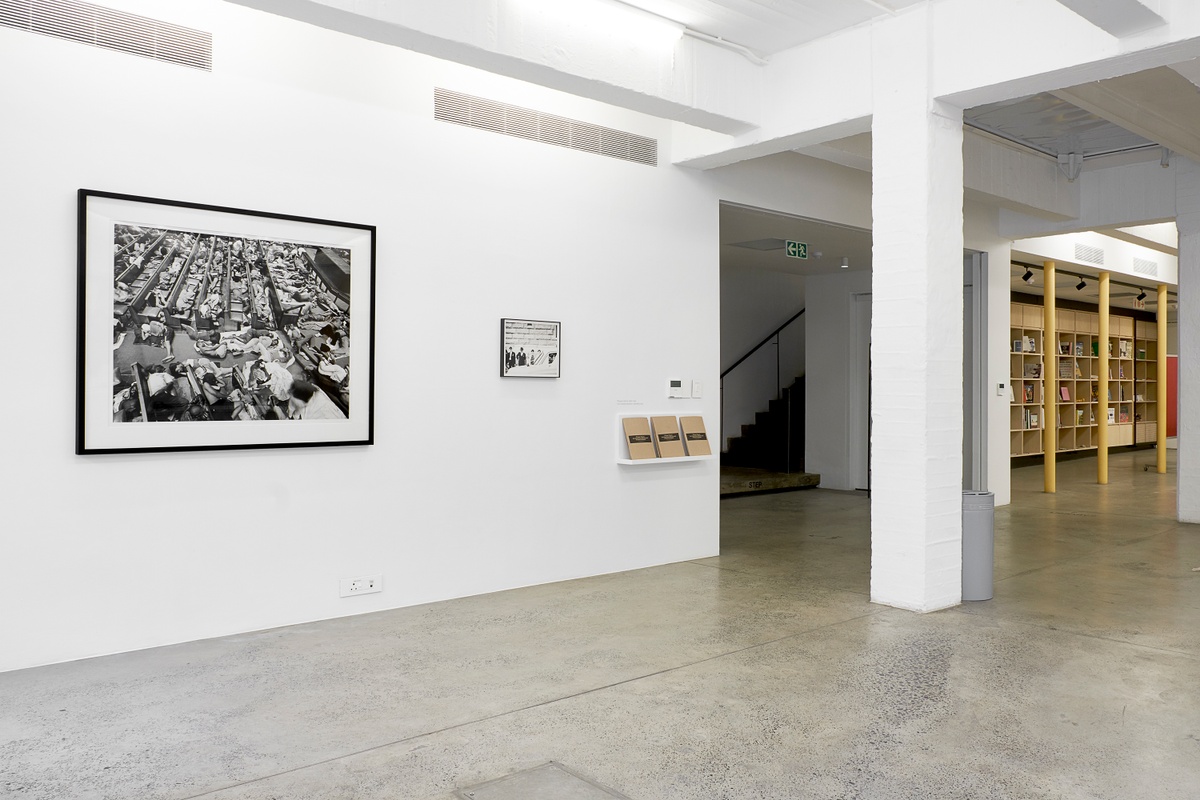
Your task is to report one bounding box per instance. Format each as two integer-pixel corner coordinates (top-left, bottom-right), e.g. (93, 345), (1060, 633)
(0, 0), (883, 672)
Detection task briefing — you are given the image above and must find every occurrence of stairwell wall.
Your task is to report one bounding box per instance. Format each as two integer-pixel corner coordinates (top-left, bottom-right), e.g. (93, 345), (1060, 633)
(720, 267), (807, 451)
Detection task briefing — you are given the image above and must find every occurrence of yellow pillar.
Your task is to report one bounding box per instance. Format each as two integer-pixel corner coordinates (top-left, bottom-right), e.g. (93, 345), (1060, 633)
(1097, 272), (1109, 485)
(1043, 261), (1056, 493)
(1158, 283), (1168, 474)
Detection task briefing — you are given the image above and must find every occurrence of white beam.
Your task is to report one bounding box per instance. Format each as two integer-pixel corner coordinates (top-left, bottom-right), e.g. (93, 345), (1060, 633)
(999, 158), (1179, 238)
(1052, 71), (1200, 165)
(224, 0), (762, 135)
(1053, 0), (1166, 37)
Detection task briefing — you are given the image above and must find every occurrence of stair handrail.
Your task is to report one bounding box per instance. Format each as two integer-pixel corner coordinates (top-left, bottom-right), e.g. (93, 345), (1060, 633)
(720, 307), (805, 473)
(720, 307), (805, 380)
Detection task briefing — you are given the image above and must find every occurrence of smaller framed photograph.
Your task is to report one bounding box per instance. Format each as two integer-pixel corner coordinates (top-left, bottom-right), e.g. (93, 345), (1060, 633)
(501, 318), (560, 378)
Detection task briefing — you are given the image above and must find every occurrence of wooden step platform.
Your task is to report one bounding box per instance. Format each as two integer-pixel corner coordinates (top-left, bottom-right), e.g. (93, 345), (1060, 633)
(720, 466), (820, 497)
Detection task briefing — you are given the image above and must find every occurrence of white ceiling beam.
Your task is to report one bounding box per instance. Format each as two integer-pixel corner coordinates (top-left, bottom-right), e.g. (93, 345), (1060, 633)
(1051, 69), (1200, 164)
(998, 159), (1179, 238)
(1052, 0), (1166, 38)
(224, 0), (762, 135)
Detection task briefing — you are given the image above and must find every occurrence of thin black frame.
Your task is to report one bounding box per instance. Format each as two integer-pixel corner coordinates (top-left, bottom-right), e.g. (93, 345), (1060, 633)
(500, 318), (561, 379)
(77, 188), (376, 455)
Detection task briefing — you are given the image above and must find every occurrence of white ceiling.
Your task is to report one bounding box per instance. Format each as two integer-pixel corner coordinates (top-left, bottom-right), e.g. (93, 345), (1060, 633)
(1008, 262), (1175, 315)
(616, 0), (923, 56)
(721, 202), (872, 276)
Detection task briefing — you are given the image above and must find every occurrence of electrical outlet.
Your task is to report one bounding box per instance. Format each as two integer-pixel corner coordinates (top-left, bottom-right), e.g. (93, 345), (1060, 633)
(339, 575), (383, 597)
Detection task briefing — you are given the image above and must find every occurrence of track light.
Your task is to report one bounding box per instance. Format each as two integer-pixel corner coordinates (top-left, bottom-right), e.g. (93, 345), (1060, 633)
(840, 257), (849, 269)
(1161, 147), (1171, 169)
(1137, 289), (1147, 301)
(1022, 269), (1034, 284)
(1076, 278), (1087, 291)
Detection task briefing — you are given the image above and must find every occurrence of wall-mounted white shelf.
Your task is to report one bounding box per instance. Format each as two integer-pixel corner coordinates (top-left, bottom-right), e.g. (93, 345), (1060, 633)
(617, 455), (712, 466)
(616, 413), (711, 464)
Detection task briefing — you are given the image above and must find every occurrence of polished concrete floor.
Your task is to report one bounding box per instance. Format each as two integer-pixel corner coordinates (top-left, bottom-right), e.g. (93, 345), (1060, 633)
(2, 450), (1198, 799)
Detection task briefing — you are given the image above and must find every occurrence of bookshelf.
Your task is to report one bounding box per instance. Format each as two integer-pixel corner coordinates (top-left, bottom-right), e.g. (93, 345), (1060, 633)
(1010, 300), (1141, 457)
(1134, 319), (1158, 445)
(1010, 303), (1045, 457)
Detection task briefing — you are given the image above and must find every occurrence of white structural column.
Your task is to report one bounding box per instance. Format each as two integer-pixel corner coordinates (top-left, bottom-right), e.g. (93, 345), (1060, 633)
(869, 7), (965, 611)
(1177, 159), (1200, 522)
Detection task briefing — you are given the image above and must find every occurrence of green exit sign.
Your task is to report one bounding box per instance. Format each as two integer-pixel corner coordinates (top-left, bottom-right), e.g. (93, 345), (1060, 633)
(785, 240), (808, 259)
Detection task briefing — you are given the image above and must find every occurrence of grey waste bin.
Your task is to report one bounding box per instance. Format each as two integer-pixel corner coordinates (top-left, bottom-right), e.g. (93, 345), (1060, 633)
(962, 491), (994, 601)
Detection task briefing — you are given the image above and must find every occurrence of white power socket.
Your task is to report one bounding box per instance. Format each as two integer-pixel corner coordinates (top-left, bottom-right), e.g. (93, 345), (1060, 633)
(339, 575), (383, 597)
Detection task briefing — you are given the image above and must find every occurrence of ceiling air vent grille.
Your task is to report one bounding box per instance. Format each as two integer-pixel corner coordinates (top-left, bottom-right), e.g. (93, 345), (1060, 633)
(1074, 243), (1105, 265)
(0, 0), (212, 71)
(1133, 257), (1159, 277)
(434, 88), (658, 167)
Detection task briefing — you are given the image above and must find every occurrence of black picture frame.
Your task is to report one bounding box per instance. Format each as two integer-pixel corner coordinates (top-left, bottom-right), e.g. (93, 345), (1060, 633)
(500, 318), (561, 378)
(77, 189), (376, 454)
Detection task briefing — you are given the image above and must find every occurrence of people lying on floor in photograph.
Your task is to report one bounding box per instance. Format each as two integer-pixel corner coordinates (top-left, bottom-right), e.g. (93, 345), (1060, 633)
(157, 312), (176, 363)
(194, 338), (229, 360)
(190, 363), (226, 406)
(317, 355), (347, 385)
(113, 282), (134, 303)
(287, 380), (345, 420)
(141, 317), (167, 347)
(113, 385), (140, 422)
(143, 364), (190, 420)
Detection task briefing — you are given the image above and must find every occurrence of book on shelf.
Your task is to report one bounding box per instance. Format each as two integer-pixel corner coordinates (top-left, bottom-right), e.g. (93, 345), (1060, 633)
(1075, 342), (1084, 356)
(1059, 342), (1071, 355)
(1091, 386), (1099, 402)
(1060, 386), (1070, 401)
(1013, 339), (1023, 353)
(1030, 411), (1039, 429)
(679, 415), (712, 457)
(1107, 389), (1113, 401)
(1120, 411), (1130, 423)
(1058, 361), (1072, 379)
(1024, 364), (1041, 378)
(1107, 408), (1116, 424)
(1108, 341), (1113, 356)
(1077, 409), (1085, 425)
(1008, 385), (1015, 403)
(1092, 341), (1100, 357)
(650, 416), (686, 458)
(1119, 366), (1125, 378)
(1119, 340), (1132, 359)
(1024, 384), (1034, 402)
(1074, 362), (1082, 378)
(1136, 393), (1144, 402)
(622, 417), (658, 460)
(1027, 336), (1036, 352)
(1137, 348), (1146, 360)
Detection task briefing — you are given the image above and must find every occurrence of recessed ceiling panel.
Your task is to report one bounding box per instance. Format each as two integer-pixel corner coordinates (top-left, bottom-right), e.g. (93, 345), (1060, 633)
(966, 92), (1154, 157)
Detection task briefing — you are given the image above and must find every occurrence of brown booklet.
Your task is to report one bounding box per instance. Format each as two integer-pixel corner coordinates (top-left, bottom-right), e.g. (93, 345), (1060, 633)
(622, 417), (658, 460)
(679, 415), (712, 456)
(650, 415), (686, 458)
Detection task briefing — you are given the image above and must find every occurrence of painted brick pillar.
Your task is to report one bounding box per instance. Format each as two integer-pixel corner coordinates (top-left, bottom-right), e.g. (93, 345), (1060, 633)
(870, 6), (965, 611)
(1175, 159), (1200, 522)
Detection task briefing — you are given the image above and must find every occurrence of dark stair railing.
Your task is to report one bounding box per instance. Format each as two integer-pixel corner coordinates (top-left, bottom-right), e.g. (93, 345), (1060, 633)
(721, 308), (805, 473)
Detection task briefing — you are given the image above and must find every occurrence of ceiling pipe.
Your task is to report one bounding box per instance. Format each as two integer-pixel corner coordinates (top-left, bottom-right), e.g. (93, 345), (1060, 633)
(682, 28), (769, 65)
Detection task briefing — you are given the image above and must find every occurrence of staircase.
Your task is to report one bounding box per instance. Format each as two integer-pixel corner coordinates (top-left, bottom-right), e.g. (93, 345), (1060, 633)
(722, 376), (805, 472)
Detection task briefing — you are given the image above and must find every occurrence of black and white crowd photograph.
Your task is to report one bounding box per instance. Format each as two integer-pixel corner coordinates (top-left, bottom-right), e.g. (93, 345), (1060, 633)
(501, 318), (561, 378)
(109, 223), (352, 424)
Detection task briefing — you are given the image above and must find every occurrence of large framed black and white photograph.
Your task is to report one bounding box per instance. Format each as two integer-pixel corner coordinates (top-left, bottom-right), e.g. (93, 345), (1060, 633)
(77, 189), (375, 454)
(501, 318), (561, 378)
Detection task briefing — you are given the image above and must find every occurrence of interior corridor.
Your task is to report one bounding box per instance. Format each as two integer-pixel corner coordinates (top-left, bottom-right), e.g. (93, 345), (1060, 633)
(2, 450), (1197, 799)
